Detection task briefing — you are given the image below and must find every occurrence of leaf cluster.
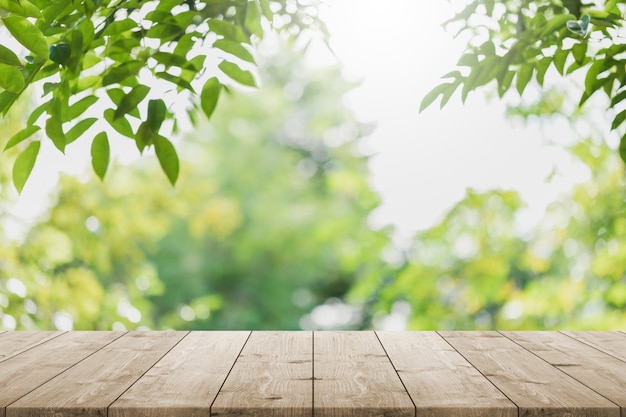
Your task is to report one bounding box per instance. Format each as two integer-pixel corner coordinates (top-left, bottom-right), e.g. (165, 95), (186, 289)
(421, 0), (626, 163)
(0, 0), (322, 191)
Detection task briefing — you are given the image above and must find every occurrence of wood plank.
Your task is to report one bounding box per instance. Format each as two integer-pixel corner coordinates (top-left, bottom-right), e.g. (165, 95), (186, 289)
(503, 331), (626, 414)
(0, 332), (123, 417)
(7, 331), (186, 417)
(314, 331), (414, 417)
(440, 331), (619, 417)
(0, 331), (63, 363)
(212, 331), (312, 417)
(109, 331), (250, 417)
(378, 331), (516, 417)
(562, 331), (626, 362)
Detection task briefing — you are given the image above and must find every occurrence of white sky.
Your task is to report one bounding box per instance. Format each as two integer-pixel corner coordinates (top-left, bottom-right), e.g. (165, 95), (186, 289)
(4, 0), (601, 241)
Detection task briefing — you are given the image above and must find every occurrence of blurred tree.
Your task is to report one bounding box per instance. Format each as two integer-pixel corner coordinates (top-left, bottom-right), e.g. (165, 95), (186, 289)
(0, 39), (392, 330)
(350, 137), (626, 330)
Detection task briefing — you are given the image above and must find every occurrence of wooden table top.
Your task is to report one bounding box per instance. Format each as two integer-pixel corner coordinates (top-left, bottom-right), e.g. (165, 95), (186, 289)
(0, 331), (624, 417)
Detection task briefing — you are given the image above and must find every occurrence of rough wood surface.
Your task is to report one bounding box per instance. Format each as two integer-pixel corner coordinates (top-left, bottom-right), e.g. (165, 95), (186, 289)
(378, 331), (516, 417)
(562, 331), (626, 362)
(503, 331), (626, 413)
(0, 331), (625, 417)
(110, 331), (250, 417)
(314, 331), (414, 417)
(211, 331), (312, 417)
(7, 331), (186, 417)
(440, 331), (619, 417)
(0, 331), (63, 363)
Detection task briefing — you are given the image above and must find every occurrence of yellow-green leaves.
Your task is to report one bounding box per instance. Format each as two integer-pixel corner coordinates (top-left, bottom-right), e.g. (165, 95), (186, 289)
(91, 132), (109, 180)
(2, 15), (48, 59)
(201, 77), (221, 119)
(0, 0), (41, 18)
(0, 63), (25, 93)
(13, 140), (40, 193)
(0, 45), (21, 67)
(154, 136), (179, 186)
(213, 39), (255, 64)
(219, 61), (256, 87)
(114, 85), (150, 120)
(4, 125), (40, 150)
(245, 0), (264, 38)
(0, 0), (321, 189)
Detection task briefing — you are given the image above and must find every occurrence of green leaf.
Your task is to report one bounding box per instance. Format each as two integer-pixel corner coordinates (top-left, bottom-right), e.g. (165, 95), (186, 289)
(620, 134), (626, 164)
(0, 90), (16, 114)
(183, 55), (206, 72)
(65, 118), (97, 145)
(114, 85), (150, 119)
(2, 15), (49, 58)
(219, 61), (256, 87)
(213, 39), (255, 64)
(419, 82), (452, 112)
(535, 57), (551, 86)
(68, 95), (98, 119)
(540, 14), (576, 37)
(209, 20), (250, 44)
(154, 135), (179, 186)
(135, 121), (155, 152)
(516, 64), (534, 95)
(200, 77), (221, 119)
(104, 108), (134, 138)
(45, 116), (66, 152)
(245, 0), (264, 38)
(147, 99), (166, 132)
(0, 44), (21, 66)
(155, 71), (195, 91)
(27, 100), (50, 125)
(152, 51), (187, 68)
(49, 43), (71, 65)
(91, 132), (109, 180)
(611, 109), (626, 130)
(567, 20), (586, 36)
(610, 89), (626, 108)
(102, 18), (137, 37)
(497, 71), (514, 97)
(571, 42), (587, 65)
(102, 60), (143, 86)
(0, 63), (25, 92)
(12, 140), (40, 193)
(146, 23), (183, 42)
(77, 75), (100, 91)
(584, 60), (604, 94)
(4, 125), (40, 150)
(553, 49), (569, 75)
(457, 53), (479, 67)
(0, 0), (42, 18)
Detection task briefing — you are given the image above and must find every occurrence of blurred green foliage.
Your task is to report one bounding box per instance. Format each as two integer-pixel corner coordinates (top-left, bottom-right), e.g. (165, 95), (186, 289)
(1, 39), (626, 331)
(351, 138), (626, 329)
(0, 41), (392, 330)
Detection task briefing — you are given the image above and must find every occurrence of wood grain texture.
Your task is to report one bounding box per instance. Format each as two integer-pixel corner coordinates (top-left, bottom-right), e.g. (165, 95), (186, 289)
(378, 331), (516, 417)
(7, 331), (186, 417)
(314, 331), (414, 417)
(440, 331), (619, 417)
(0, 332), (122, 417)
(562, 331), (626, 362)
(110, 331), (250, 417)
(503, 331), (626, 413)
(0, 331), (63, 363)
(212, 331), (312, 417)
